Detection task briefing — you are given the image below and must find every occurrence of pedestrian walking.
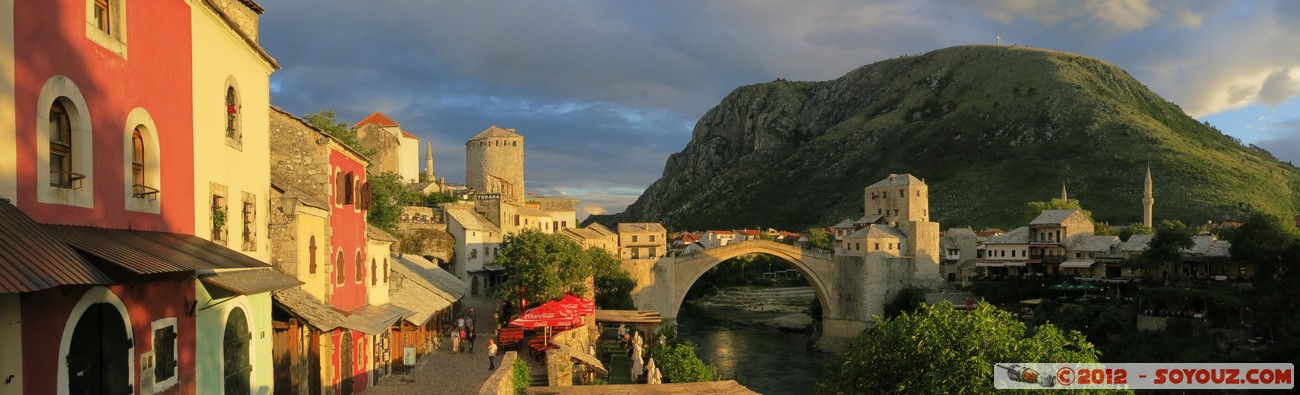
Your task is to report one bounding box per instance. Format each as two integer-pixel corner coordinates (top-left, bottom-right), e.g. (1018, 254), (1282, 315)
(487, 339), (499, 370)
(458, 326), (467, 354)
(466, 315), (476, 353)
(451, 328), (461, 353)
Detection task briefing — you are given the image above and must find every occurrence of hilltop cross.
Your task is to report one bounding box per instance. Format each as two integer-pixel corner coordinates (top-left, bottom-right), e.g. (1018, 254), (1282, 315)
(995, 34), (1001, 45)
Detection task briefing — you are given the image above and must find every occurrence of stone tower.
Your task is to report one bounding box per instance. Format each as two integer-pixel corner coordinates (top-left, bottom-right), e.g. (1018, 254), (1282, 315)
(1142, 164), (1154, 228)
(424, 142), (435, 181)
(466, 125), (525, 201)
(863, 173), (929, 226)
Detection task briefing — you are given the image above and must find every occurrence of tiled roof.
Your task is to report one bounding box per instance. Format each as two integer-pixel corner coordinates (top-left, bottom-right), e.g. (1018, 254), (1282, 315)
(706, 229), (736, 235)
(354, 112), (399, 128)
(735, 229), (761, 237)
(831, 219), (855, 229)
(846, 224), (906, 239)
(341, 304), (412, 335)
(562, 227), (602, 242)
(1066, 234), (1119, 252)
(946, 227), (978, 239)
(618, 223), (666, 233)
(0, 201), (112, 293)
(1030, 210), (1083, 226)
(855, 214), (883, 225)
(367, 225), (398, 243)
(1183, 235), (1231, 257)
(976, 228), (1005, 238)
(984, 226), (1030, 245)
(866, 173), (925, 188)
(586, 223), (617, 238)
(1120, 234), (1153, 252)
(518, 206), (551, 218)
(400, 131), (418, 139)
(445, 208), (501, 232)
(681, 234), (701, 243)
(394, 254), (467, 300)
(469, 125), (520, 141)
(273, 287), (346, 331)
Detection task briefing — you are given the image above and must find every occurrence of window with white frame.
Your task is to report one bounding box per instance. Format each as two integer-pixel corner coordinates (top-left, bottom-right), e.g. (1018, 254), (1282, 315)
(151, 317), (179, 390)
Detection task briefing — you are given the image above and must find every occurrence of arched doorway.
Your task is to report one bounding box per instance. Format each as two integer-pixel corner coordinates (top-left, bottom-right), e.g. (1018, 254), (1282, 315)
(223, 307), (252, 395)
(471, 276), (480, 297)
(339, 331), (354, 395)
(67, 302), (132, 395)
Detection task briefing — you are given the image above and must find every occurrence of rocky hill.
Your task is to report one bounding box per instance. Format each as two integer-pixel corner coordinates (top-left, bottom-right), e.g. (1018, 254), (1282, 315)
(593, 45), (1300, 230)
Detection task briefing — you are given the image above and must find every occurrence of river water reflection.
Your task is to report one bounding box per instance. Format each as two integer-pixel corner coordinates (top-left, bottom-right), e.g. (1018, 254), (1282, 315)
(676, 304), (831, 394)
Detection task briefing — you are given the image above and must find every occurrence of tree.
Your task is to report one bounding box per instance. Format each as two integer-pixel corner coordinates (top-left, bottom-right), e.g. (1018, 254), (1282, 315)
(1131, 220), (1194, 269)
(365, 172), (407, 232)
(818, 302), (1118, 394)
(1118, 223), (1153, 241)
(1093, 221), (1116, 236)
(1230, 212), (1300, 280)
(494, 231), (593, 306)
(804, 227), (832, 250)
(423, 191), (457, 206)
(1023, 198), (1092, 223)
(589, 247), (637, 309)
(654, 342), (721, 383)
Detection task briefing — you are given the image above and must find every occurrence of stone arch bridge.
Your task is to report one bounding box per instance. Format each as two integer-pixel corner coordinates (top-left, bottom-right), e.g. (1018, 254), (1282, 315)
(621, 239), (940, 349)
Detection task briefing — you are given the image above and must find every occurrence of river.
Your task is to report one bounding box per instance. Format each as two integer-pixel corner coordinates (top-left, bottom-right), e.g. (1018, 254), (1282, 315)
(676, 304), (832, 394)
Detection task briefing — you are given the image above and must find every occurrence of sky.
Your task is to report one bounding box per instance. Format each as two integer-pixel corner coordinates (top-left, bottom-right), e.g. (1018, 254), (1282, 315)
(259, 0), (1300, 219)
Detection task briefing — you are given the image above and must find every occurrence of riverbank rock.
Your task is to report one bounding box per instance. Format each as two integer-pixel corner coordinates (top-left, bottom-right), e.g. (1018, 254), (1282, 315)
(688, 286), (816, 314)
(766, 313), (814, 330)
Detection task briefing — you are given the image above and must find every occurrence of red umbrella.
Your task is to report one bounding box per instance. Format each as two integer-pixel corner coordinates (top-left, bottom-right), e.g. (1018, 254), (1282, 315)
(558, 294), (595, 316)
(510, 301), (581, 329)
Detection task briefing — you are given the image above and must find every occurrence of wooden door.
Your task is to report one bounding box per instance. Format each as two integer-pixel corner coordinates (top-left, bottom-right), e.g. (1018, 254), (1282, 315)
(272, 321), (292, 394)
(224, 307), (253, 395)
(340, 331), (354, 395)
(67, 303), (132, 395)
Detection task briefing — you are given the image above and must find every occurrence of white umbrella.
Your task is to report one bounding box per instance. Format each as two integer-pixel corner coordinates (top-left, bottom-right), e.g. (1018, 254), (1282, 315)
(646, 357), (661, 384)
(630, 341), (644, 382)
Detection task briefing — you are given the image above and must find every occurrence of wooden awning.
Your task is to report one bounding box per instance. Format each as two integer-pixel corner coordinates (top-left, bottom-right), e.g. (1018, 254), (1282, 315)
(594, 309), (662, 325)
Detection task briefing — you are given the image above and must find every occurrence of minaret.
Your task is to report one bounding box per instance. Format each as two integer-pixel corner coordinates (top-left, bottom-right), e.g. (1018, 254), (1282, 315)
(1061, 183), (1068, 202)
(1142, 164), (1154, 228)
(424, 142), (435, 181)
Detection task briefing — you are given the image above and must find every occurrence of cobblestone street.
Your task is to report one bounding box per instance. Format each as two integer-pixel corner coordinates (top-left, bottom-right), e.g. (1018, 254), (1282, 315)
(365, 296), (506, 395)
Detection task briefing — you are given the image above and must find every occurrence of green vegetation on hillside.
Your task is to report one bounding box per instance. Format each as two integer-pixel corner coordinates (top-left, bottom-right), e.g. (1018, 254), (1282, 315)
(602, 45), (1300, 231)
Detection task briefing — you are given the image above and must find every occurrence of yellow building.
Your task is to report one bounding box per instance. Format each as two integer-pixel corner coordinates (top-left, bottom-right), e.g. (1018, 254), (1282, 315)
(618, 223), (667, 260)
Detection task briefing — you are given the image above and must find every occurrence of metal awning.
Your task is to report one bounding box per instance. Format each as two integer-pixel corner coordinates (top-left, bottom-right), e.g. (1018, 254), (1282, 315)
(1003, 261), (1027, 267)
(594, 309), (662, 325)
(201, 268), (301, 295)
(273, 287), (346, 331)
(47, 224), (269, 275)
(975, 261), (1004, 267)
(1060, 260), (1097, 268)
(483, 264), (506, 271)
(342, 304), (413, 335)
(0, 201), (112, 293)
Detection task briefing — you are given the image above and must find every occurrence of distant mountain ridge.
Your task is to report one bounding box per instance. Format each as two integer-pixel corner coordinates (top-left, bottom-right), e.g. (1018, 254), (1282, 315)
(592, 45), (1300, 231)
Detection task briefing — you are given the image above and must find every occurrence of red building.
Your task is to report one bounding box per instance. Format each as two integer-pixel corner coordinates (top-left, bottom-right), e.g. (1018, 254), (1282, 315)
(0, 2), (294, 394)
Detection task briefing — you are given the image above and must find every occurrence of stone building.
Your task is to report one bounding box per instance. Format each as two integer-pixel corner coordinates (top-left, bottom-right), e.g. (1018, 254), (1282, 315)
(841, 174), (941, 264)
(976, 226), (1030, 277)
(618, 223), (668, 260)
(940, 227), (979, 282)
(444, 203), (504, 296)
(354, 112), (421, 182)
(1028, 209), (1095, 274)
(841, 224), (906, 256)
(466, 126), (525, 202)
(562, 223), (619, 256)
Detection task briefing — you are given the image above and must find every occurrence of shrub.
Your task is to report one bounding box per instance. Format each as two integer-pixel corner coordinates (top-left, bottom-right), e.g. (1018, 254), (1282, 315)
(512, 356), (530, 394)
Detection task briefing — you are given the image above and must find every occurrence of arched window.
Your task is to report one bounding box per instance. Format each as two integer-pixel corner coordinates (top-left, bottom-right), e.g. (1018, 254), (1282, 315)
(354, 251), (364, 283)
(131, 128), (144, 188)
(308, 236), (318, 274)
(222, 307), (252, 395)
(335, 252), (345, 285)
(50, 100), (73, 188)
(371, 259), (377, 286)
(225, 86), (240, 140)
(383, 258), (389, 283)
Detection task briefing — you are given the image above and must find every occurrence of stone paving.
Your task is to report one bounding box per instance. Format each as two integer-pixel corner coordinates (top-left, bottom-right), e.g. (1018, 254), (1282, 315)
(365, 296), (508, 395)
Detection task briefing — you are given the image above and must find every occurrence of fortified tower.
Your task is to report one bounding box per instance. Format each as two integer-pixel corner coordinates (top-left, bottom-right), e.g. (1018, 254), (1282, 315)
(862, 174), (939, 265)
(466, 126), (525, 202)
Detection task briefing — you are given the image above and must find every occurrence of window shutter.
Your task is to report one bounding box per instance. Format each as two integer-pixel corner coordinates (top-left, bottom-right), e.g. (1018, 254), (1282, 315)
(335, 173), (344, 204)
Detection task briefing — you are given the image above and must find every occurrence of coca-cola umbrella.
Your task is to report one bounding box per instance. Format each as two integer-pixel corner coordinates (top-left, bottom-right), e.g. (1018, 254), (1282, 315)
(510, 301), (581, 329)
(557, 294), (595, 316)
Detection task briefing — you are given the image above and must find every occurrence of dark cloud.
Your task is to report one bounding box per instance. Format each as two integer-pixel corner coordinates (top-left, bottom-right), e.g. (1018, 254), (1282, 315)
(258, 0), (1300, 217)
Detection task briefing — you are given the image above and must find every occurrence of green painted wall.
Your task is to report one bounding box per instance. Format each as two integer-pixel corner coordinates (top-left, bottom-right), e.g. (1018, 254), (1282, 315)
(195, 283), (275, 394)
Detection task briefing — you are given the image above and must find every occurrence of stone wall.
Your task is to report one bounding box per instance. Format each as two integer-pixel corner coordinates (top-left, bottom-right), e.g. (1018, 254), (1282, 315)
(478, 351), (518, 395)
(466, 135), (525, 202)
(356, 124), (402, 176)
(208, 0), (260, 41)
(268, 109), (331, 205)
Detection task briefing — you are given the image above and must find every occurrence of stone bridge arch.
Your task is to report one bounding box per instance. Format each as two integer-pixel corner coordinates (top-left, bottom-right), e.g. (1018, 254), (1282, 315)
(666, 240), (838, 322)
(623, 239), (941, 350)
